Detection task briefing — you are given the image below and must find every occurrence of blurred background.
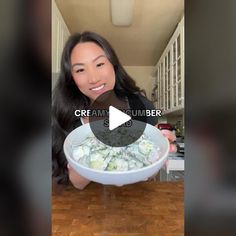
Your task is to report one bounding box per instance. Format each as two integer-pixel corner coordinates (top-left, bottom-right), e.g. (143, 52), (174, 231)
(0, 0), (51, 235)
(185, 1), (236, 235)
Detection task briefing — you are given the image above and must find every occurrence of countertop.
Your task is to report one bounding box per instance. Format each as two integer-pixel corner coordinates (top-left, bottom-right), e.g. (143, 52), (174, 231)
(52, 181), (184, 236)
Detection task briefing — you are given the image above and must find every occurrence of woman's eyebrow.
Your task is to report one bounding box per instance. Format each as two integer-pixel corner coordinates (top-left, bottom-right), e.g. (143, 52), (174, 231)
(72, 55), (106, 69)
(92, 54), (106, 62)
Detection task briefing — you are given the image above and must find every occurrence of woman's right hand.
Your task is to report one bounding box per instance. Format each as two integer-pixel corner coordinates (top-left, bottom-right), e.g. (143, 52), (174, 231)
(67, 164), (91, 190)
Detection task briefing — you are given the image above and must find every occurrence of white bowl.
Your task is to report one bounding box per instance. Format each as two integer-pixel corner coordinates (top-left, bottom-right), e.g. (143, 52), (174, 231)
(63, 122), (169, 186)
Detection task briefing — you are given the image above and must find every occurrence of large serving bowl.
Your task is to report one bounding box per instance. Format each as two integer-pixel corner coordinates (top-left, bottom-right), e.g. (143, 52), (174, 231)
(63, 122), (169, 186)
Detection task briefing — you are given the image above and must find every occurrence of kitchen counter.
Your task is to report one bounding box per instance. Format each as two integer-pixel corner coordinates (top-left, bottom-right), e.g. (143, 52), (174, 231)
(52, 181), (184, 236)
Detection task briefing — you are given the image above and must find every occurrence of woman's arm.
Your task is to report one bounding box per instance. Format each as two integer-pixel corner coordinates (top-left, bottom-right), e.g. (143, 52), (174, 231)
(67, 164), (91, 190)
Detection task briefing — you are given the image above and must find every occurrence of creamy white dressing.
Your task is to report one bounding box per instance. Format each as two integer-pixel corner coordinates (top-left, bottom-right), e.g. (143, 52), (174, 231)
(72, 134), (161, 171)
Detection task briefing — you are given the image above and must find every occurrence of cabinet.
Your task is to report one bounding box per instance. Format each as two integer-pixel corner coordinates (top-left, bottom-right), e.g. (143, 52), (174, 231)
(154, 17), (184, 114)
(52, 0), (70, 73)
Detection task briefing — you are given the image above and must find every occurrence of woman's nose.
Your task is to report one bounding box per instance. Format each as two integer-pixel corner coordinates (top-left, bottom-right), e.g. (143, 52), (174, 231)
(88, 67), (100, 84)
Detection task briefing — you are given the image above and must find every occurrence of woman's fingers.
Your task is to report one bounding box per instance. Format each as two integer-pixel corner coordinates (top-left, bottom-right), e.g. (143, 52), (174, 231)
(160, 129), (176, 142)
(160, 129), (177, 153)
(170, 143), (177, 153)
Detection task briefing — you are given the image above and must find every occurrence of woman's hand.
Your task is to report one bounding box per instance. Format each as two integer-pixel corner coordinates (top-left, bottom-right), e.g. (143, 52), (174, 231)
(67, 164), (91, 190)
(157, 127), (177, 153)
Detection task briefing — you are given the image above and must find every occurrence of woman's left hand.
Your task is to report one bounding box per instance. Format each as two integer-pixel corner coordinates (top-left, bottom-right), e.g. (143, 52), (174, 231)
(157, 127), (177, 153)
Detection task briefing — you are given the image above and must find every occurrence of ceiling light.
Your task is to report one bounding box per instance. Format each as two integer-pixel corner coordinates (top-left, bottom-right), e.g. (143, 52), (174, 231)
(111, 0), (135, 26)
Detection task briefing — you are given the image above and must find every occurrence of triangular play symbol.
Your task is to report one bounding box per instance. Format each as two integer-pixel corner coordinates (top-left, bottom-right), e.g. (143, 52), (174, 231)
(109, 106), (131, 131)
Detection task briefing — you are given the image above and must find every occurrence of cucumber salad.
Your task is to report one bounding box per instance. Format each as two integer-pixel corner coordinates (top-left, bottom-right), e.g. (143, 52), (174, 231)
(71, 134), (161, 171)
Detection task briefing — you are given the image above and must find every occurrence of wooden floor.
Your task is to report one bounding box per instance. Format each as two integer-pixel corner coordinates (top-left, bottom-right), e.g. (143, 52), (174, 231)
(52, 181), (184, 236)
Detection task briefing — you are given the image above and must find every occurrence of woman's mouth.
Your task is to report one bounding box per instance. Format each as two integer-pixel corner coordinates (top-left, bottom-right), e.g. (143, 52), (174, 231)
(90, 84), (105, 92)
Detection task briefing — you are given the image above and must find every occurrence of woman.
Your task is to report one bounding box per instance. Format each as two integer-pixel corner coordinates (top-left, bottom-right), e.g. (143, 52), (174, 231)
(52, 31), (176, 189)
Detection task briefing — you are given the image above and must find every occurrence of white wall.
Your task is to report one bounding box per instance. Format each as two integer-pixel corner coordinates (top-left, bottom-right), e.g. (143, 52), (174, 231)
(52, 0), (70, 73)
(124, 66), (154, 100)
(52, 0), (71, 90)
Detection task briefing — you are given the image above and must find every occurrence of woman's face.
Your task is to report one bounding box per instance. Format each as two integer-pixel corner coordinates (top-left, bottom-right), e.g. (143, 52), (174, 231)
(71, 42), (116, 101)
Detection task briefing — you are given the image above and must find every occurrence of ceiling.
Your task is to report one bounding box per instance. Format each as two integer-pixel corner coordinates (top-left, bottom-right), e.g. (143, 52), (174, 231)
(55, 0), (184, 66)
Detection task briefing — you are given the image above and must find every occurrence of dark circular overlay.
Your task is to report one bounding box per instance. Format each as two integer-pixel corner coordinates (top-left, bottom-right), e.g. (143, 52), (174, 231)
(89, 90), (147, 147)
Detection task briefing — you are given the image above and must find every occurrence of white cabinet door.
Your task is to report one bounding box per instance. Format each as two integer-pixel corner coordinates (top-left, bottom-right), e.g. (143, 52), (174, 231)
(159, 62), (164, 110)
(154, 17), (184, 114)
(173, 26), (184, 110)
(165, 50), (171, 111)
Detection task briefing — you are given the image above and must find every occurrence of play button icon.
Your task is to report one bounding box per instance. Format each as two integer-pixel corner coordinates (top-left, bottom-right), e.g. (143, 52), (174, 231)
(109, 106), (131, 131)
(88, 90), (147, 147)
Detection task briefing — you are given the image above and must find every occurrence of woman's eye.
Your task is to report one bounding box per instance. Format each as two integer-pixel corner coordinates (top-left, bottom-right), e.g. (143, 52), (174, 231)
(75, 68), (84, 73)
(96, 62), (105, 67)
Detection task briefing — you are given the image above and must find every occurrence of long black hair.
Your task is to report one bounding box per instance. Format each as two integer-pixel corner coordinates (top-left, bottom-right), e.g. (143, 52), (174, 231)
(52, 31), (144, 184)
